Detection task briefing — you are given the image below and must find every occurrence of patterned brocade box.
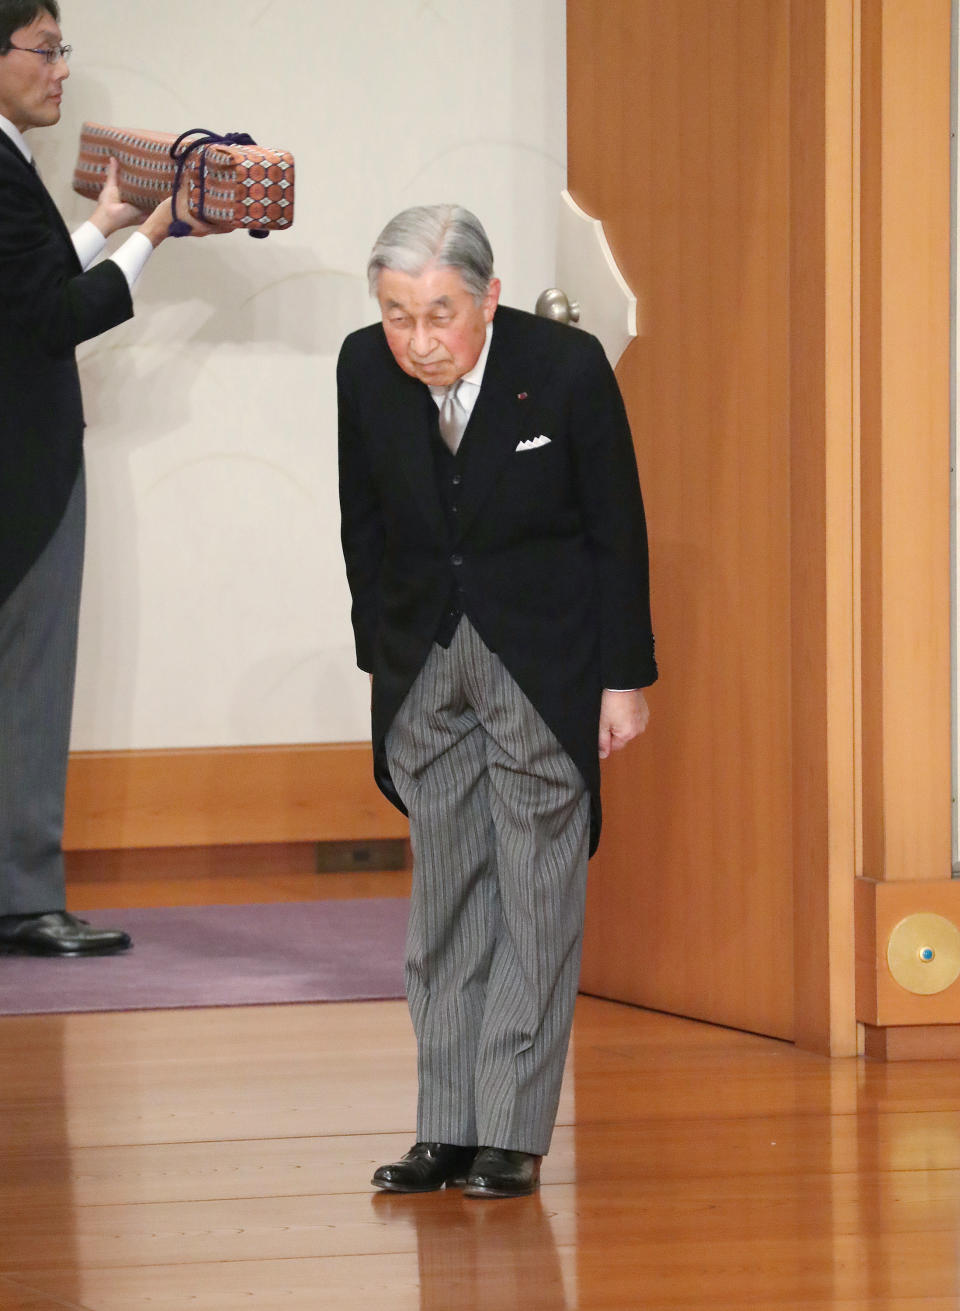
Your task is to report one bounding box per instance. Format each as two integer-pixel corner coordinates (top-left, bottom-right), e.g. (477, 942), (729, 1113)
(72, 122), (295, 233)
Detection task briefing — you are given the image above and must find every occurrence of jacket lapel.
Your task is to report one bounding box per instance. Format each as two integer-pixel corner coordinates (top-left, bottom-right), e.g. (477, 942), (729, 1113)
(373, 345), (447, 538)
(0, 126), (44, 191)
(0, 127), (80, 265)
(0, 127), (28, 166)
(456, 308), (546, 536)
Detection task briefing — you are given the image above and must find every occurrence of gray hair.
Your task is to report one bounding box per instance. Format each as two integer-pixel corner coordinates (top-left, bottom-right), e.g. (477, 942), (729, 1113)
(367, 204), (495, 303)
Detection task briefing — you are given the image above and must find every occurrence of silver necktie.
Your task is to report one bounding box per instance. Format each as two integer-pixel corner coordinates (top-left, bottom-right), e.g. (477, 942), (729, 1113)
(438, 380), (468, 454)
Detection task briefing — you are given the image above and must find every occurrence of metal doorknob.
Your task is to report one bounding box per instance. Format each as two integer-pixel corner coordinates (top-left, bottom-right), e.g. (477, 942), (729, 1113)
(535, 287), (581, 325)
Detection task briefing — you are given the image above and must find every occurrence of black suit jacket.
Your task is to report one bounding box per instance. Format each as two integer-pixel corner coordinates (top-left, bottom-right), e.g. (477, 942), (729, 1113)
(338, 304), (656, 855)
(0, 128), (133, 608)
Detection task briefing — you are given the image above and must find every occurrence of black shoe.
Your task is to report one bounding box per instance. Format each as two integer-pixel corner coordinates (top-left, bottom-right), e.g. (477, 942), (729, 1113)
(371, 1142), (477, 1193)
(463, 1148), (542, 1198)
(0, 911), (132, 958)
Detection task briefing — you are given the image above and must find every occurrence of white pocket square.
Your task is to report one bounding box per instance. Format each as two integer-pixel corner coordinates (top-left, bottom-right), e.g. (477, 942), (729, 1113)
(516, 435), (552, 451)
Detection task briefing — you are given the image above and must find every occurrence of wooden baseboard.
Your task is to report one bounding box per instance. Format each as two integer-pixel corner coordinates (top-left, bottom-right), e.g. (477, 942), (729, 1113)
(63, 743), (408, 851)
(65, 841), (409, 883)
(64, 842), (413, 911)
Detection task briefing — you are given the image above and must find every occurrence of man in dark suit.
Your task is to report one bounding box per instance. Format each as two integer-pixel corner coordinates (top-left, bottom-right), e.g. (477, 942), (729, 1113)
(0, 0), (219, 957)
(339, 205), (656, 1198)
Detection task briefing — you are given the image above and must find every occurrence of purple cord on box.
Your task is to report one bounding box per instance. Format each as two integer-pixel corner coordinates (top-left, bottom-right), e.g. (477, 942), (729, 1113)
(168, 127), (270, 238)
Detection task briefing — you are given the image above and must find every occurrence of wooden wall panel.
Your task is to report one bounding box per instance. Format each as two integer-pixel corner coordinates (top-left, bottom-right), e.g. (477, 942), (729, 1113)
(570, 0), (951, 1057)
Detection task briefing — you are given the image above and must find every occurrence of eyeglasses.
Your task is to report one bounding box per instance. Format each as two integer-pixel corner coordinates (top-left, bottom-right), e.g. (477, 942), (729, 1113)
(5, 42), (72, 65)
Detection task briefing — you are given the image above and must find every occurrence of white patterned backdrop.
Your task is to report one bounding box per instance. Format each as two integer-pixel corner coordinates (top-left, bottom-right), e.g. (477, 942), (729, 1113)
(32, 0), (566, 749)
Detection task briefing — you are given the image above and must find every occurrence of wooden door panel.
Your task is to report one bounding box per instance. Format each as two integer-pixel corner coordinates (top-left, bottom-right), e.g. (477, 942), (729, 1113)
(568, 0), (794, 1037)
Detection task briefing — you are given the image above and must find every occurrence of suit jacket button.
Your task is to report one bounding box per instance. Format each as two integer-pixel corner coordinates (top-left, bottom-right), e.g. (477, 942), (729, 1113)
(451, 553), (463, 567)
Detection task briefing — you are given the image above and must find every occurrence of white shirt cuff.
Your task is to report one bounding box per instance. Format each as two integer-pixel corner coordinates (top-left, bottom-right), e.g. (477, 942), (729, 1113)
(109, 231), (155, 291)
(71, 220), (106, 270)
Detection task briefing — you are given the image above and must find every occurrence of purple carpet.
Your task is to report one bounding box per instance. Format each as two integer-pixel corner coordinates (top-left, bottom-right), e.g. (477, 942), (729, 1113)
(0, 899), (408, 1016)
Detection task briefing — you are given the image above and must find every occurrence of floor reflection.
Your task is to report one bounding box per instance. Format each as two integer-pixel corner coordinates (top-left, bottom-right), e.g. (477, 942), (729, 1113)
(0, 1014), (80, 1306)
(370, 1188), (572, 1310)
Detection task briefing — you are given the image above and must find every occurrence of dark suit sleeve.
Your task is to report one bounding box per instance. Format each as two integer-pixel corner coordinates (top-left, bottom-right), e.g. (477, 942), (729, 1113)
(567, 332), (657, 689)
(0, 163), (132, 357)
(337, 337), (385, 673)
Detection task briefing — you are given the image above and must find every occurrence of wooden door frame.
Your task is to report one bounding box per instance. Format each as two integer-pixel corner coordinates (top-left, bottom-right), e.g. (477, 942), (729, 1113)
(789, 0), (862, 1057)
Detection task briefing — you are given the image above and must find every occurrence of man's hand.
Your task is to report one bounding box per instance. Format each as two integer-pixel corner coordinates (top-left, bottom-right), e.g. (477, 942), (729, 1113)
(89, 157), (148, 238)
(598, 688), (650, 759)
(138, 172), (232, 248)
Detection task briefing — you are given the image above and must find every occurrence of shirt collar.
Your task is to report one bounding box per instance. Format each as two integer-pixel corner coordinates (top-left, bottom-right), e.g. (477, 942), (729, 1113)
(429, 320), (494, 398)
(0, 114), (32, 163)
(461, 320), (493, 388)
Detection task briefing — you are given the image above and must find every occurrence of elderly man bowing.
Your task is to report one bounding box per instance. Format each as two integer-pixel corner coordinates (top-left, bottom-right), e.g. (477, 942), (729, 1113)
(338, 204), (656, 1198)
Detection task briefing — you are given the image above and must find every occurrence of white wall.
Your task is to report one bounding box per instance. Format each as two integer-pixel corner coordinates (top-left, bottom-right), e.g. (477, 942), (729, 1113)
(34, 0), (566, 750)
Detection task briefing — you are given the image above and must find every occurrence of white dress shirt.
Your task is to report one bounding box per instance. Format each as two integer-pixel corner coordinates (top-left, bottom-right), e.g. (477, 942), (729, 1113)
(428, 320), (494, 420)
(0, 113), (153, 290)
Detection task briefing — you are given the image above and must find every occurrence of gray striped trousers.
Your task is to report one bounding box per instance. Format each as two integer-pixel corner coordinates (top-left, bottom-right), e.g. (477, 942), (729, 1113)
(385, 617), (589, 1156)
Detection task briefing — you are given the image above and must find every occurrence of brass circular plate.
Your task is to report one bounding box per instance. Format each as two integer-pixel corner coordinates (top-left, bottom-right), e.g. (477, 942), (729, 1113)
(886, 912), (960, 995)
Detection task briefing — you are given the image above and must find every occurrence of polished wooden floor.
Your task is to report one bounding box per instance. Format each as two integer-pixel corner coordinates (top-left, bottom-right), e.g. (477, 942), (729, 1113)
(0, 862), (957, 1308)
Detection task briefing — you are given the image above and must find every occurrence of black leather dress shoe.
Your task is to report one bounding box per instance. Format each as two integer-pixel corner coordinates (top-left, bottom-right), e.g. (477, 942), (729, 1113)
(463, 1147), (542, 1198)
(0, 912), (132, 957)
(371, 1142), (477, 1193)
